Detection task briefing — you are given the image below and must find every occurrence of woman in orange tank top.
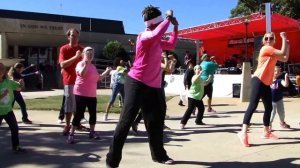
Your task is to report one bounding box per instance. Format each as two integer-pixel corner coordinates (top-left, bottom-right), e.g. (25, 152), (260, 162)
(237, 32), (290, 147)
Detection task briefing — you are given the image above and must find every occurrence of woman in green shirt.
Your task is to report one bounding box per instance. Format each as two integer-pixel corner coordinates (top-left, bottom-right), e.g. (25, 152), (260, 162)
(0, 62), (25, 152)
(180, 65), (212, 129)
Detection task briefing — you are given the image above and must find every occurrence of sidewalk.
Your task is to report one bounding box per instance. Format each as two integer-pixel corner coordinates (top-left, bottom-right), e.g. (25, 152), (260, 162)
(0, 90), (300, 168)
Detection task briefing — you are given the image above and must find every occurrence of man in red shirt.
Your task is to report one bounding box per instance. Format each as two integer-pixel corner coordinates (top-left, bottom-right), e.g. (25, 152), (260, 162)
(58, 28), (83, 135)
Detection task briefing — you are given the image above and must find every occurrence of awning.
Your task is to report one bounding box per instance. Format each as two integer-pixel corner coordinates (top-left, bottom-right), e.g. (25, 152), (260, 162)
(177, 12), (300, 41)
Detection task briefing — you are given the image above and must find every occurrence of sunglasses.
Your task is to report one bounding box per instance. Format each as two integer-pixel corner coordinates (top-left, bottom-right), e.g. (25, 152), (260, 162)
(264, 36), (274, 41)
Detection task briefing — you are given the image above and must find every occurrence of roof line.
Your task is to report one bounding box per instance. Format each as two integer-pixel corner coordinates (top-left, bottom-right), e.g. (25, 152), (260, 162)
(178, 12), (265, 36)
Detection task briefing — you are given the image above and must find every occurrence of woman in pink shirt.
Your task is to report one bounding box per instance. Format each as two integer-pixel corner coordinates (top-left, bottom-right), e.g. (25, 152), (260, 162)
(106, 5), (178, 167)
(67, 46), (111, 144)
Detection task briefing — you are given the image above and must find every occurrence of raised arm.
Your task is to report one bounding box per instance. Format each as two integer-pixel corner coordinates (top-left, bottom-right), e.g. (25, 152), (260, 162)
(281, 73), (289, 87)
(77, 61), (88, 77)
(140, 19), (170, 43)
(278, 40), (290, 62)
(274, 32), (289, 62)
(161, 17), (178, 50)
(98, 67), (112, 81)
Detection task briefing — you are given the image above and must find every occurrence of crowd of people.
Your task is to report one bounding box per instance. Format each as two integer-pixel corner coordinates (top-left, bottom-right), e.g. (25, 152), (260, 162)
(0, 5), (299, 168)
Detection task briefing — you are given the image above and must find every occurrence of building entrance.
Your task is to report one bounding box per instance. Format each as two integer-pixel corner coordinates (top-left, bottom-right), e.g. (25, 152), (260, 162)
(18, 46), (59, 90)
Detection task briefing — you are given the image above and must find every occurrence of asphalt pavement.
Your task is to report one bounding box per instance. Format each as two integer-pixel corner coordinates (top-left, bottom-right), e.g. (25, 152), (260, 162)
(0, 89), (300, 168)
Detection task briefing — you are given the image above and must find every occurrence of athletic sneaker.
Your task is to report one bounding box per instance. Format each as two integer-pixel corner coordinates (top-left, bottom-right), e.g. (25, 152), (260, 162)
(76, 125), (90, 132)
(237, 132), (250, 147)
(89, 131), (100, 140)
(81, 118), (88, 123)
(13, 146), (26, 153)
(280, 122), (291, 129)
(162, 159), (175, 164)
(63, 125), (71, 136)
(195, 121), (206, 125)
(57, 119), (63, 124)
(178, 101), (185, 106)
(207, 108), (216, 113)
(262, 131), (278, 139)
(154, 158), (175, 165)
(67, 134), (75, 144)
(22, 118), (33, 124)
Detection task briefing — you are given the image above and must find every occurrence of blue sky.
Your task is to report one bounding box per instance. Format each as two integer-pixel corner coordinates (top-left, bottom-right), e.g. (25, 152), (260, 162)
(0, 0), (238, 34)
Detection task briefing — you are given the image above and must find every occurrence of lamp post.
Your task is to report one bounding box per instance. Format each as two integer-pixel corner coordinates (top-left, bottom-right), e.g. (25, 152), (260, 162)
(243, 17), (250, 62)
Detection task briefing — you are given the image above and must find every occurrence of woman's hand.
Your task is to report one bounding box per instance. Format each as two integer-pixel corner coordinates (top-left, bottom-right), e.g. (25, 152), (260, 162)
(280, 32), (287, 39)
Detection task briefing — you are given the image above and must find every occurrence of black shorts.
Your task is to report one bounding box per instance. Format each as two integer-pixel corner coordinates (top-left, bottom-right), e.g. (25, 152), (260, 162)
(203, 82), (213, 99)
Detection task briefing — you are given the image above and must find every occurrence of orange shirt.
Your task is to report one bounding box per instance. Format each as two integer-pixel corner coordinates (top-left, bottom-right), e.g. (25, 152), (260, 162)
(254, 46), (278, 85)
(296, 75), (300, 86)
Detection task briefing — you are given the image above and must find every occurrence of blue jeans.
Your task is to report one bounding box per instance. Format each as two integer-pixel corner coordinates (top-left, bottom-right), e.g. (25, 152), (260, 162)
(109, 83), (124, 105)
(12, 91), (28, 120)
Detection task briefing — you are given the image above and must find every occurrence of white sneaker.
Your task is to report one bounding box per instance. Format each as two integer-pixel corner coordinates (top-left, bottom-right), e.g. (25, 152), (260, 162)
(81, 118), (88, 123)
(103, 114), (108, 121)
(57, 119), (63, 124)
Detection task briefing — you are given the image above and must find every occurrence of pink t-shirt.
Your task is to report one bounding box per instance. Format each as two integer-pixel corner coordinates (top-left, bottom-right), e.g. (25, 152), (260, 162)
(128, 19), (178, 88)
(73, 61), (100, 97)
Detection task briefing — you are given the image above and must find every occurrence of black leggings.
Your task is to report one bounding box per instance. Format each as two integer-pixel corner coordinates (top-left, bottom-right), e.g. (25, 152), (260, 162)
(181, 97), (205, 125)
(243, 77), (273, 126)
(0, 111), (20, 149)
(12, 91), (28, 120)
(106, 76), (168, 167)
(72, 95), (97, 127)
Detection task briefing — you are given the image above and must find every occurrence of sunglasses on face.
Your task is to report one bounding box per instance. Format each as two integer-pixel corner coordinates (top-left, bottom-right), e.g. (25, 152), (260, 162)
(264, 36), (274, 41)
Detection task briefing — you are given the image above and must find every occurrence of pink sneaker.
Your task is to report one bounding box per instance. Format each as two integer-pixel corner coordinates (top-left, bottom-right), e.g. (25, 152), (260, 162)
(262, 131), (279, 140)
(237, 132), (250, 147)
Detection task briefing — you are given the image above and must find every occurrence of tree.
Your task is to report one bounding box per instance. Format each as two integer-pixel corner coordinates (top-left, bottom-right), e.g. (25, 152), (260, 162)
(102, 40), (127, 60)
(230, 0), (300, 20)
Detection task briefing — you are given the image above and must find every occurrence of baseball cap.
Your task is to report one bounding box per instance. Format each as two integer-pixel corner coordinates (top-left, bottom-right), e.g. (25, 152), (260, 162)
(201, 54), (208, 60)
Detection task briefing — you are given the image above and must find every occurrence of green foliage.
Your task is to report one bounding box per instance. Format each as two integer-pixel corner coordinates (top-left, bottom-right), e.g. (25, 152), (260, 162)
(230, 0), (300, 20)
(102, 40), (124, 60)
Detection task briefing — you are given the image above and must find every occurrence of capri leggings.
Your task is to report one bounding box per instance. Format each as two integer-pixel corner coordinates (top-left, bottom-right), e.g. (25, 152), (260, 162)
(72, 95), (97, 127)
(243, 77), (273, 126)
